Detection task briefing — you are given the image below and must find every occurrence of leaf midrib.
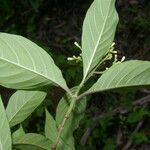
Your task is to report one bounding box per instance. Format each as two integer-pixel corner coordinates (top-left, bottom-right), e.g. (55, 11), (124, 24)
(0, 57), (58, 86)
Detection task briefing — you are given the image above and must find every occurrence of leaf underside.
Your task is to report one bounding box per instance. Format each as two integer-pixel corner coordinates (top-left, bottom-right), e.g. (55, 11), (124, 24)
(6, 90), (46, 127)
(88, 60), (150, 93)
(0, 33), (68, 91)
(82, 0), (119, 79)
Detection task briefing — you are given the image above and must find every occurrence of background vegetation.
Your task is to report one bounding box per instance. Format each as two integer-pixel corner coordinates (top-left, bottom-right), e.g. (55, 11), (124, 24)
(0, 0), (150, 149)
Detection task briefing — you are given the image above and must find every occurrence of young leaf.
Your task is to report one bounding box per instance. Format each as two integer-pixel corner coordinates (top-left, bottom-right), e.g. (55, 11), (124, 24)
(45, 109), (58, 142)
(56, 91), (87, 149)
(87, 60), (150, 93)
(13, 133), (52, 150)
(0, 95), (12, 150)
(0, 33), (69, 92)
(82, 0), (119, 79)
(6, 90), (46, 127)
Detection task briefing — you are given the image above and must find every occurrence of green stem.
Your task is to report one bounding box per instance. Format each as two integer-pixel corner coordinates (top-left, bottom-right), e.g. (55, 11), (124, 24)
(52, 76), (86, 149)
(51, 97), (76, 150)
(77, 91), (91, 101)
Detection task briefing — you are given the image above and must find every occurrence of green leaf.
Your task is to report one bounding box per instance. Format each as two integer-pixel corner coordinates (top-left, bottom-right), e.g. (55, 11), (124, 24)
(82, 0), (118, 79)
(103, 138), (116, 150)
(0, 33), (69, 92)
(0, 95), (12, 150)
(87, 60), (150, 93)
(127, 108), (149, 123)
(45, 109), (58, 142)
(6, 90), (46, 127)
(130, 132), (148, 144)
(56, 91), (87, 149)
(13, 133), (52, 150)
(12, 125), (25, 141)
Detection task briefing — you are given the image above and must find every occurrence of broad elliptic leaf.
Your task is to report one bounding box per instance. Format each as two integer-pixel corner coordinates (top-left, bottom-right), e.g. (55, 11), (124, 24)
(6, 90), (46, 127)
(56, 90), (87, 150)
(45, 109), (58, 142)
(0, 33), (69, 92)
(0, 95), (11, 150)
(87, 60), (150, 93)
(13, 133), (52, 150)
(82, 0), (119, 79)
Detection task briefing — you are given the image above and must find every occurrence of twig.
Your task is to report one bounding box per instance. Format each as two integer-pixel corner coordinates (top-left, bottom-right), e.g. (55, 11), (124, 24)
(140, 89), (150, 94)
(116, 128), (123, 146)
(134, 95), (150, 105)
(122, 120), (144, 150)
(80, 128), (93, 145)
